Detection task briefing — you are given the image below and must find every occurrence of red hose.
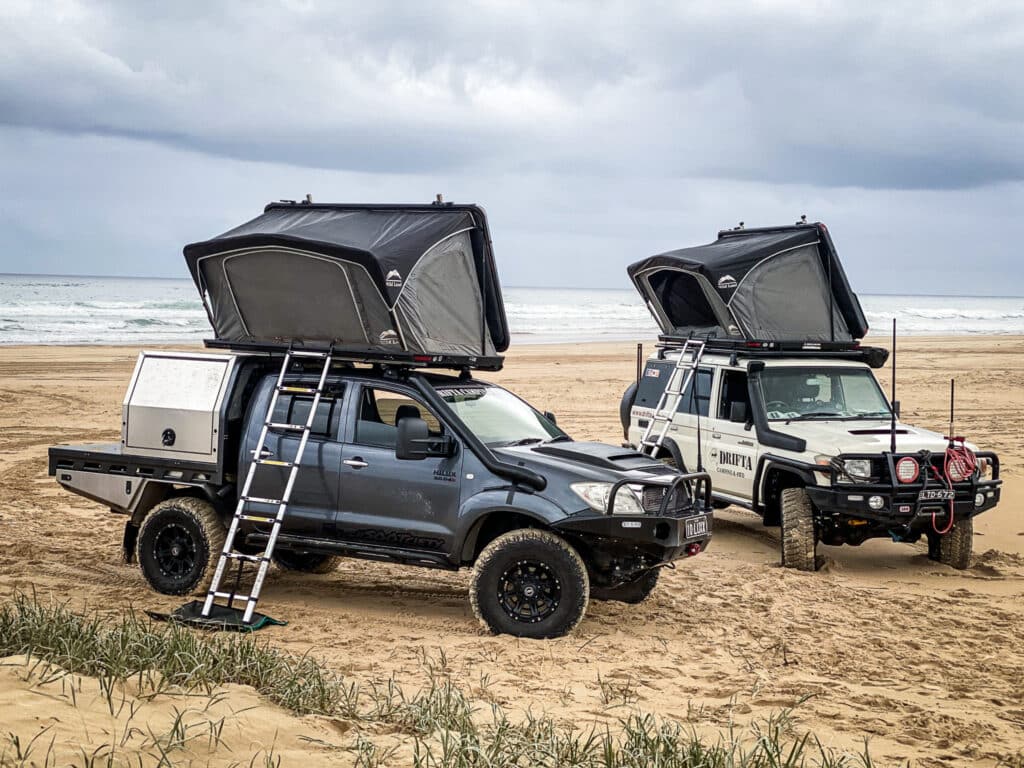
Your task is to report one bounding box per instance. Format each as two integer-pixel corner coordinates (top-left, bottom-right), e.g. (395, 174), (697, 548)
(932, 440), (977, 535)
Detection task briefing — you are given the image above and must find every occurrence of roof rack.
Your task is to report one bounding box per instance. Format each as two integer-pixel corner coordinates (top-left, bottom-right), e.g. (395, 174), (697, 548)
(656, 335), (889, 368)
(203, 339), (504, 372)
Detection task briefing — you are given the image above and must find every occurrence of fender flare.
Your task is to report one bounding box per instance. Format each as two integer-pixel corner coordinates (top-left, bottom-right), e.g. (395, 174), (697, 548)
(753, 455), (818, 509)
(620, 381), (638, 440)
(456, 490), (566, 564)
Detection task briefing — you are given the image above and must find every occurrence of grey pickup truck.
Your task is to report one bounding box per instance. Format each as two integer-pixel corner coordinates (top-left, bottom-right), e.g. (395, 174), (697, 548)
(49, 349), (713, 638)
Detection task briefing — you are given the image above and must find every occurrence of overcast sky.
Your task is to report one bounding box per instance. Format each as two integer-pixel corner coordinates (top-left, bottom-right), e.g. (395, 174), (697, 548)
(1, 1), (1023, 294)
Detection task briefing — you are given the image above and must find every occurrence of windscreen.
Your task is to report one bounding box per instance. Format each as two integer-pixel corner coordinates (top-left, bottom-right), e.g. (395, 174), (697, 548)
(436, 385), (563, 445)
(758, 367), (892, 421)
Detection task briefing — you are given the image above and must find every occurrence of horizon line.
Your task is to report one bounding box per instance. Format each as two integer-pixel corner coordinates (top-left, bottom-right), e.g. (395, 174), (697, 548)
(1, 272), (1022, 300)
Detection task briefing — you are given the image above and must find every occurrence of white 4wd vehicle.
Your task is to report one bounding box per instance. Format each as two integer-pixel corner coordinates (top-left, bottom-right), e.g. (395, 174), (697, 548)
(621, 345), (1001, 570)
(622, 221), (1002, 571)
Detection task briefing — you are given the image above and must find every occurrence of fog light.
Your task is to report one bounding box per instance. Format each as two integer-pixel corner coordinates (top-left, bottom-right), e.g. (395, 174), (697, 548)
(868, 495), (885, 510)
(975, 492), (984, 508)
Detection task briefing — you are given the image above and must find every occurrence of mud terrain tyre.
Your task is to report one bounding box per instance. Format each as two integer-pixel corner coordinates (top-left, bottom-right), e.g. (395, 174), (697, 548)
(929, 518), (973, 570)
(273, 551), (341, 574)
(780, 487), (818, 572)
(590, 569), (659, 604)
(470, 529), (589, 639)
(137, 497), (226, 596)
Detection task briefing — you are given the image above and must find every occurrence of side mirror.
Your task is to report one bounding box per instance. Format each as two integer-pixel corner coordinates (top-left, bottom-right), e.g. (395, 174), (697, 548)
(729, 401), (748, 424)
(396, 417), (454, 460)
(543, 410), (557, 425)
(891, 400), (901, 418)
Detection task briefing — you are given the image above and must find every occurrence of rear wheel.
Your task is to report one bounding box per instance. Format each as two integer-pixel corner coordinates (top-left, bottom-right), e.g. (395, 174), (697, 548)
(137, 497), (226, 596)
(470, 529), (589, 639)
(590, 569), (659, 604)
(273, 550), (341, 574)
(780, 487), (818, 572)
(928, 518), (973, 569)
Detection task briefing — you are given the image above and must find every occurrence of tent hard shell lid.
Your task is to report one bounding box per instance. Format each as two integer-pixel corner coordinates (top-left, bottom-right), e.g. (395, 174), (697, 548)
(184, 202), (509, 369)
(628, 222), (869, 346)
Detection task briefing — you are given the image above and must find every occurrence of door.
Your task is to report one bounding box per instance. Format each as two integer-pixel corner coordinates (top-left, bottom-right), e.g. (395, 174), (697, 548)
(246, 385), (344, 538)
(336, 384), (463, 555)
(635, 363), (715, 473)
(707, 368), (758, 499)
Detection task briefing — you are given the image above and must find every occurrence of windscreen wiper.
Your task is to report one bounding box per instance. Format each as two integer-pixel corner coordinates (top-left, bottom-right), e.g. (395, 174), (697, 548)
(506, 437), (544, 446)
(791, 411), (842, 420)
(544, 435), (572, 444)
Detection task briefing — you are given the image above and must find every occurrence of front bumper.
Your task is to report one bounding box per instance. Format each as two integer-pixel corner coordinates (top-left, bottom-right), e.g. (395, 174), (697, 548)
(807, 451), (1002, 528)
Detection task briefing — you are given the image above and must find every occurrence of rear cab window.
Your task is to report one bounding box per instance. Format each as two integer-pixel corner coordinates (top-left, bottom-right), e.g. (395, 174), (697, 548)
(635, 360), (713, 417)
(269, 384), (344, 440)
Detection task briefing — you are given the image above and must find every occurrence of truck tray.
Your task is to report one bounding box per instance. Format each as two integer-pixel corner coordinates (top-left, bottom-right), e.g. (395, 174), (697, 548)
(49, 443), (224, 485)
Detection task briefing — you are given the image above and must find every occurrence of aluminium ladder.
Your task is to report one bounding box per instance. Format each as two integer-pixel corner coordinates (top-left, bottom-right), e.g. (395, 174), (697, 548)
(201, 349), (333, 624)
(638, 339), (706, 457)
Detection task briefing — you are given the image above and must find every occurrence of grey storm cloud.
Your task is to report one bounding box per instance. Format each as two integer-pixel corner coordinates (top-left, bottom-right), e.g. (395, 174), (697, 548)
(2, 0), (1023, 190)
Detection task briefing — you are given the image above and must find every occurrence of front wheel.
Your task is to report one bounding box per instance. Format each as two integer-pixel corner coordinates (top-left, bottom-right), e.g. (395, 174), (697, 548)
(470, 529), (589, 639)
(928, 518), (973, 569)
(137, 497), (226, 595)
(590, 569), (659, 604)
(780, 487), (818, 572)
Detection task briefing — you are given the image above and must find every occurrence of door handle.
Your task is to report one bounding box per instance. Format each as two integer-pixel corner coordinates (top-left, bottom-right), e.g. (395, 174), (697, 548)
(711, 433), (722, 439)
(343, 458), (369, 469)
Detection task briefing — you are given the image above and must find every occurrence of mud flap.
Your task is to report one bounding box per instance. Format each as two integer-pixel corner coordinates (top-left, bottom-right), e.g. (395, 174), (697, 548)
(122, 520), (139, 564)
(145, 600), (286, 632)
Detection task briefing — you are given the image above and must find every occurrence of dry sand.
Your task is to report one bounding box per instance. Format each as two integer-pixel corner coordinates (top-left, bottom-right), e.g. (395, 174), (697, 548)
(1, 337), (1022, 765)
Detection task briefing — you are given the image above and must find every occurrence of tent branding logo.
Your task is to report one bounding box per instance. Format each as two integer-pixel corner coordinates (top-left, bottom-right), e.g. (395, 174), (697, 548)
(385, 270), (403, 288)
(717, 275), (738, 289)
(379, 330), (400, 346)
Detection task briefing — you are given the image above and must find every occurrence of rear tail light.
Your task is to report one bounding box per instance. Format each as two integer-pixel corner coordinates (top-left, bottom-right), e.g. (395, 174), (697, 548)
(895, 457), (919, 484)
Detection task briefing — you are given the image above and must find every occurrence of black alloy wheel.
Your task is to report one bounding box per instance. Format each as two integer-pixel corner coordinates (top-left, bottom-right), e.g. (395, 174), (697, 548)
(497, 559), (562, 623)
(152, 523), (198, 580)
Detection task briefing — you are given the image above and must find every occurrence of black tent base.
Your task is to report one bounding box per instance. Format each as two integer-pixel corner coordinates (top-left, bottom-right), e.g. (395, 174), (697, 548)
(145, 600), (287, 632)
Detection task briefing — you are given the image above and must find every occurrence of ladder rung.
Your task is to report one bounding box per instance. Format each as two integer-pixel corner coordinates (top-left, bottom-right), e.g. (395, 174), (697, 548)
(288, 350), (330, 359)
(211, 591), (257, 602)
(238, 513), (283, 523)
(255, 459), (295, 467)
(224, 552), (269, 563)
(266, 422), (307, 431)
(277, 385), (319, 394)
(241, 496), (284, 506)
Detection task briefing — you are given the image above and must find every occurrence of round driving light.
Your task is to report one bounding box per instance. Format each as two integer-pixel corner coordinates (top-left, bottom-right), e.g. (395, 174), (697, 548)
(975, 492), (984, 508)
(895, 457), (919, 484)
(868, 495), (885, 510)
(947, 453), (974, 482)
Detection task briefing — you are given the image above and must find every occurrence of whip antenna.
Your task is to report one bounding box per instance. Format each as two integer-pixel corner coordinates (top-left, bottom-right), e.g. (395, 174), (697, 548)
(948, 378), (956, 445)
(890, 318), (897, 455)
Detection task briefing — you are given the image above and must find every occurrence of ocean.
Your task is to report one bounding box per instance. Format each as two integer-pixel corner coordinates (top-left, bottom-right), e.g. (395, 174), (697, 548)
(1, 273), (1023, 345)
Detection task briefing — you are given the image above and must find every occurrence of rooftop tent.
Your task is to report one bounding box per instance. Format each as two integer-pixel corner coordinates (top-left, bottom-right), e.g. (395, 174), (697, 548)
(628, 223), (869, 343)
(184, 203), (509, 359)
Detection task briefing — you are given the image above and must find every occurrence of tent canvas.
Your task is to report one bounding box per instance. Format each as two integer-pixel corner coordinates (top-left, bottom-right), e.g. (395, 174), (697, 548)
(184, 203), (509, 360)
(628, 223), (868, 343)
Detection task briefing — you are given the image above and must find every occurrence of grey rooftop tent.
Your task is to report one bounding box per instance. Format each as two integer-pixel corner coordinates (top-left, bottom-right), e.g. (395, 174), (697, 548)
(185, 202), (509, 364)
(628, 223), (869, 345)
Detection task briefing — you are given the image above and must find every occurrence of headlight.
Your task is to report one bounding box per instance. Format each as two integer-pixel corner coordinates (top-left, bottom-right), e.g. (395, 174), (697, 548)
(841, 459), (873, 482)
(571, 482), (645, 515)
(978, 457), (993, 479)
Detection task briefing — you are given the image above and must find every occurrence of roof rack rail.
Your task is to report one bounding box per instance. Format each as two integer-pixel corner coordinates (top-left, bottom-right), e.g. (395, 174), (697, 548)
(203, 339), (504, 372)
(656, 335), (889, 368)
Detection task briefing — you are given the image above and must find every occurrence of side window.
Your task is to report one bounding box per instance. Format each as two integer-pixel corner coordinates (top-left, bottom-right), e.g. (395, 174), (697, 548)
(269, 388), (342, 440)
(355, 387), (442, 448)
(635, 362), (712, 417)
(717, 370), (750, 419)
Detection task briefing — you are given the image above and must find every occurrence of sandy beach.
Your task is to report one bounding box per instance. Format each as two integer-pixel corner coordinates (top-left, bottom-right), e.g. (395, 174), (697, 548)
(1, 336), (1022, 765)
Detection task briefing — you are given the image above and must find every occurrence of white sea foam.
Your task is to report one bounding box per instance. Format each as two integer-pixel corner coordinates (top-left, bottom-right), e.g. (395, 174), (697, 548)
(1, 274), (1022, 345)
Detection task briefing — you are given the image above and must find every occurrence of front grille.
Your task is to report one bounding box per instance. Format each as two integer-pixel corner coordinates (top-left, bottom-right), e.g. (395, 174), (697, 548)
(642, 485), (689, 515)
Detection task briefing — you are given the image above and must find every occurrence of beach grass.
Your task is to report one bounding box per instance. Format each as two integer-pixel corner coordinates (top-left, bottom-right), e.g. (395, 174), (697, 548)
(0, 592), (889, 767)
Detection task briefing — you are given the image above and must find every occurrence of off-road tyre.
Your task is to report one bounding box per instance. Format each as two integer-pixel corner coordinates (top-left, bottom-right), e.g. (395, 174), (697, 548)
(590, 569), (659, 604)
(470, 529), (589, 639)
(780, 487), (818, 572)
(929, 518), (973, 570)
(273, 551), (341, 574)
(137, 497), (226, 596)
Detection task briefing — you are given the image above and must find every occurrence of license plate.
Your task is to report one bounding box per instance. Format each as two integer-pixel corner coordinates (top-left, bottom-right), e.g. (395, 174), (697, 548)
(918, 488), (955, 502)
(685, 514), (711, 538)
